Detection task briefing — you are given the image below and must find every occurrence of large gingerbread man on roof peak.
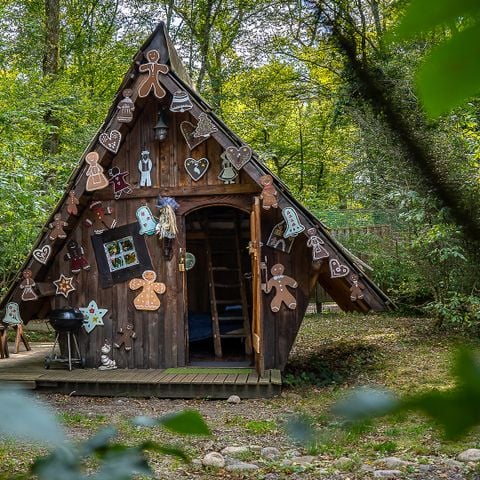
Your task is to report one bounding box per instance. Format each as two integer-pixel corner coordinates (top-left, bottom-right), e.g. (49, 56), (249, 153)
(138, 49), (169, 99)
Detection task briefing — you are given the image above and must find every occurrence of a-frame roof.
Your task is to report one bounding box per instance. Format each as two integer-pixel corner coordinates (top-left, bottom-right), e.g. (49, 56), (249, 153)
(1, 22), (392, 318)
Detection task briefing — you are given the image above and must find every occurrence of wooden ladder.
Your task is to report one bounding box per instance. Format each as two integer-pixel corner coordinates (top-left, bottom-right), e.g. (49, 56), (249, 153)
(205, 215), (252, 358)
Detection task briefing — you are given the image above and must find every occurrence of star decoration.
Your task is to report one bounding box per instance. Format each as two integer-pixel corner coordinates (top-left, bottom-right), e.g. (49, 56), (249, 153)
(53, 274), (75, 298)
(80, 300), (108, 333)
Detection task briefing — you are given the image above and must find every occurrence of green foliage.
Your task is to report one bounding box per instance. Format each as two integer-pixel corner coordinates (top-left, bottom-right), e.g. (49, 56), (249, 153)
(0, 390), (210, 480)
(425, 293), (480, 331)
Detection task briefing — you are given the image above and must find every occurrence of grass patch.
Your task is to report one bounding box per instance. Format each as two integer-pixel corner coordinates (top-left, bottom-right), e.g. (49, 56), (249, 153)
(244, 419), (277, 434)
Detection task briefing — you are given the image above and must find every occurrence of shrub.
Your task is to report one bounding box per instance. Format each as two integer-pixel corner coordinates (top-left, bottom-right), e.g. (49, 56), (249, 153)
(425, 293), (480, 331)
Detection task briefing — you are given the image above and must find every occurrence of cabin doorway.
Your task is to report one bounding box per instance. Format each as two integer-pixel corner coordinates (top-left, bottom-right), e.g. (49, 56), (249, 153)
(185, 206), (253, 366)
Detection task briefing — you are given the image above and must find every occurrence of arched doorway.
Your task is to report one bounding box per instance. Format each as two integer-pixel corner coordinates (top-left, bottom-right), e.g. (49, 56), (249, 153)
(185, 206), (253, 366)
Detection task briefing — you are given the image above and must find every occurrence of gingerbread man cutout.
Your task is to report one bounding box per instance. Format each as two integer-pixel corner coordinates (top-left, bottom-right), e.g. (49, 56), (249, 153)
(350, 274), (366, 301)
(84, 201), (117, 234)
(20, 269), (38, 302)
(49, 213), (68, 241)
(138, 50), (169, 99)
(85, 151), (109, 191)
(259, 175), (278, 210)
(129, 270), (166, 311)
(117, 88), (135, 123)
(64, 239), (90, 274)
(306, 227), (329, 261)
(67, 191), (79, 216)
(114, 323), (136, 351)
(108, 166), (132, 199)
(262, 263), (298, 312)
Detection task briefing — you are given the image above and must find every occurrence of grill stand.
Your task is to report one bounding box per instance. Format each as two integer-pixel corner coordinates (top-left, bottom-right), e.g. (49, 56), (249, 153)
(45, 330), (84, 371)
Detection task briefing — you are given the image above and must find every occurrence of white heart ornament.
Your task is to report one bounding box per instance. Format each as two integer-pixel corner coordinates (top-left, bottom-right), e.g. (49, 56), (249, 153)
(33, 245), (52, 265)
(225, 145), (252, 170)
(185, 158), (209, 181)
(329, 258), (350, 278)
(99, 129), (122, 153)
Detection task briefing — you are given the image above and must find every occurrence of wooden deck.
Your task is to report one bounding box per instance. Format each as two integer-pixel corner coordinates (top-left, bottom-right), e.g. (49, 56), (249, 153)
(0, 343), (282, 398)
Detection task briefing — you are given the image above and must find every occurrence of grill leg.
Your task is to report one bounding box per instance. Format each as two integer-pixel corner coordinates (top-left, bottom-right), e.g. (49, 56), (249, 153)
(67, 332), (72, 371)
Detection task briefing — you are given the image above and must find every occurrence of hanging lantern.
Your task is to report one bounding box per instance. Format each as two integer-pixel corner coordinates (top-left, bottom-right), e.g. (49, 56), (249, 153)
(170, 90), (193, 113)
(154, 110), (169, 141)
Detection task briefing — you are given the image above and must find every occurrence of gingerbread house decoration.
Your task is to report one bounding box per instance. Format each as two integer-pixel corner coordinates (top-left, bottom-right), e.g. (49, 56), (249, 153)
(0, 23), (391, 375)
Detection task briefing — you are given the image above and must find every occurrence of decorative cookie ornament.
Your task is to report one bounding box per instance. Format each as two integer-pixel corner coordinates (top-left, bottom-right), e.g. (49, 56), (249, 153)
(350, 274), (366, 301)
(329, 258), (350, 278)
(185, 157), (209, 181)
(225, 145), (252, 170)
(129, 270), (166, 311)
(67, 191), (80, 216)
(98, 340), (117, 370)
(266, 221), (295, 253)
(180, 121), (206, 150)
(2, 302), (22, 325)
(282, 207), (305, 238)
(193, 112), (218, 138)
(20, 269), (38, 301)
(136, 205), (158, 236)
(138, 149), (153, 187)
(259, 175), (278, 209)
(261, 262), (298, 312)
(33, 244), (52, 265)
(108, 166), (132, 199)
(218, 152), (238, 184)
(53, 274), (75, 298)
(80, 300), (108, 334)
(306, 227), (329, 261)
(99, 129), (122, 154)
(114, 323), (136, 351)
(49, 214), (68, 241)
(85, 152), (109, 191)
(170, 90), (193, 112)
(138, 49), (169, 99)
(84, 201), (117, 234)
(117, 88), (135, 123)
(64, 239), (90, 274)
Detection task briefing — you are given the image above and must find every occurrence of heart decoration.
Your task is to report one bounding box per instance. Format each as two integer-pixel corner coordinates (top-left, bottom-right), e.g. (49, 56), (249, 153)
(99, 129), (122, 154)
(329, 258), (350, 278)
(33, 245), (52, 265)
(180, 121), (207, 150)
(225, 145), (252, 170)
(185, 157), (209, 181)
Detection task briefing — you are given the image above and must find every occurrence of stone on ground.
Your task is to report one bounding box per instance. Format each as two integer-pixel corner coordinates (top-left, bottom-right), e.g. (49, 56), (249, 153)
(202, 452), (225, 468)
(221, 446), (249, 456)
(261, 446), (281, 459)
(225, 461), (259, 471)
(458, 449), (480, 462)
(375, 457), (411, 468)
(373, 470), (402, 478)
(226, 395), (241, 404)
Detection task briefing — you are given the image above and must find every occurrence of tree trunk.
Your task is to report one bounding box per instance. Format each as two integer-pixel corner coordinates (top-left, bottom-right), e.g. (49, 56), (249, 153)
(42, 0), (61, 156)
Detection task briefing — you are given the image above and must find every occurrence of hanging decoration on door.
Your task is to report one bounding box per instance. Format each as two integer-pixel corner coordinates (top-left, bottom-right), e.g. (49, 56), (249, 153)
(136, 205), (158, 236)
(80, 300), (108, 334)
(138, 49), (169, 99)
(306, 227), (330, 261)
(49, 214), (68, 241)
(185, 157), (209, 181)
(53, 274), (76, 298)
(64, 239), (90, 274)
(259, 175), (278, 210)
(282, 207), (305, 238)
(114, 323), (136, 351)
(129, 270), (166, 311)
(155, 196), (179, 239)
(117, 88), (135, 123)
(2, 302), (23, 325)
(85, 152), (109, 192)
(185, 252), (196, 271)
(193, 112), (218, 138)
(218, 152), (238, 184)
(350, 274), (366, 301)
(20, 269), (38, 302)
(329, 258), (350, 278)
(170, 90), (193, 113)
(225, 145), (252, 170)
(180, 121), (207, 150)
(261, 260), (298, 312)
(266, 221), (295, 254)
(67, 191), (80, 216)
(108, 166), (132, 199)
(84, 201), (117, 234)
(99, 129), (122, 154)
(138, 149), (153, 187)
(33, 244), (52, 265)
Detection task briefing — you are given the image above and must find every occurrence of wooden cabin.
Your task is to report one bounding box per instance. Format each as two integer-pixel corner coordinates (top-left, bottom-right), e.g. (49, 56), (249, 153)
(0, 23), (390, 376)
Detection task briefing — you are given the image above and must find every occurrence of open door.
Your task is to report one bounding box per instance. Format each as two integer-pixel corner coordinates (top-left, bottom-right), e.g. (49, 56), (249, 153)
(250, 196), (265, 375)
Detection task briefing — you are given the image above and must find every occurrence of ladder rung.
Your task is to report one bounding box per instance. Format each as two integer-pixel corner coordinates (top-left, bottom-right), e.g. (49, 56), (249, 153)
(214, 283), (241, 288)
(218, 316), (244, 321)
(216, 300), (242, 304)
(221, 333), (247, 338)
(212, 267), (239, 271)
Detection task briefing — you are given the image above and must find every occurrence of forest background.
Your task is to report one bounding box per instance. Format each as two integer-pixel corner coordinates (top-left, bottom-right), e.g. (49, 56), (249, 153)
(1, 0), (479, 326)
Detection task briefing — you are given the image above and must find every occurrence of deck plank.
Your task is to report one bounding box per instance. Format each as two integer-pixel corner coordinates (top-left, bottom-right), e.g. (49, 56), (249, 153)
(212, 374), (228, 384)
(223, 374), (239, 384)
(235, 374), (249, 384)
